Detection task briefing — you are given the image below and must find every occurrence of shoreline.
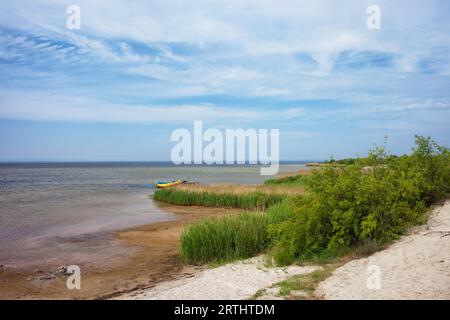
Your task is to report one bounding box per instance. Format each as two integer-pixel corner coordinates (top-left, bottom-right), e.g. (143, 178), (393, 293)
(0, 166), (307, 300)
(115, 199), (450, 300)
(2, 164), (446, 300)
(0, 202), (239, 300)
(315, 199), (450, 299)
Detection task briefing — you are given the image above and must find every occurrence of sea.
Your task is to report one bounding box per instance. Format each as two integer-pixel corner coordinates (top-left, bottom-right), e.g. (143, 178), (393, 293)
(0, 162), (307, 268)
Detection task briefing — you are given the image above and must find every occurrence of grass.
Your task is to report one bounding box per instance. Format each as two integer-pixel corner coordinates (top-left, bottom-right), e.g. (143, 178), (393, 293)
(305, 162), (346, 167)
(276, 265), (337, 299)
(249, 289), (267, 300)
(275, 239), (389, 299)
(156, 180), (301, 265)
(175, 183), (304, 196)
(264, 171), (310, 187)
(180, 212), (269, 264)
(265, 198), (296, 225)
(179, 198), (296, 264)
(154, 183), (302, 210)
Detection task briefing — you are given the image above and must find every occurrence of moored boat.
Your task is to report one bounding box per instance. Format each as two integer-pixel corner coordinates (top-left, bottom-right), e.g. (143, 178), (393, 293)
(155, 180), (185, 188)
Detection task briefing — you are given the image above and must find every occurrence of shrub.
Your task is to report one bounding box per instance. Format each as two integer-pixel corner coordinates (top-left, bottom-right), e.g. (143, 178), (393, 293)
(271, 136), (449, 264)
(177, 135), (449, 266)
(410, 135), (450, 204)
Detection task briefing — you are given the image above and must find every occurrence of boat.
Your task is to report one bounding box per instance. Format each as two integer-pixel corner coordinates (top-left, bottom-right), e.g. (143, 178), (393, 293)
(155, 180), (185, 188)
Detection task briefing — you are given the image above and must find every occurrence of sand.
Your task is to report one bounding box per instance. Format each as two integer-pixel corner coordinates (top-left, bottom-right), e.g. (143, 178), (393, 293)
(0, 204), (236, 299)
(316, 200), (450, 300)
(118, 256), (319, 300)
(119, 199), (450, 300)
(3, 191), (448, 300)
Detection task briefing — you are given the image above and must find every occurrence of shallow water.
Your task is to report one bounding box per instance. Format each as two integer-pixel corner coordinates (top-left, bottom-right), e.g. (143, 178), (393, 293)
(0, 162), (305, 268)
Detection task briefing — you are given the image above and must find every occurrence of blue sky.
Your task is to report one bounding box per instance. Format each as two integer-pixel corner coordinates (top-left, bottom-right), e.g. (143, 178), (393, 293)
(0, 0), (449, 161)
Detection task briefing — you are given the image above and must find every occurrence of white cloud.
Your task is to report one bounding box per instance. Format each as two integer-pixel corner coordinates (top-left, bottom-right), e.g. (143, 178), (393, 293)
(1, 0), (449, 72)
(0, 90), (305, 124)
(126, 63), (262, 87)
(0, 0), (449, 128)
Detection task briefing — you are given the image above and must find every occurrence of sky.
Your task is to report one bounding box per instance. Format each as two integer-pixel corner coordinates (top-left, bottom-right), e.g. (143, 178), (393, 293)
(0, 0), (449, 161)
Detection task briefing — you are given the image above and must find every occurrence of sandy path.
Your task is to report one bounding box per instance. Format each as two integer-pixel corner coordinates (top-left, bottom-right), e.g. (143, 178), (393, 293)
(316, 200), (450, 300)
(118, 256), (318, 300)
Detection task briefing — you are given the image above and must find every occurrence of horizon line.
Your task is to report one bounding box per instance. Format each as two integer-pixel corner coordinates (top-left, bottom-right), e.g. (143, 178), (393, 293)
(0, 159), (325, 164)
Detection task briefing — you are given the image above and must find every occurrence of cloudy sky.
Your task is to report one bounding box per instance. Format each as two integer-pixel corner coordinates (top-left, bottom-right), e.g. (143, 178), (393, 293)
(0, 0), (449, 161)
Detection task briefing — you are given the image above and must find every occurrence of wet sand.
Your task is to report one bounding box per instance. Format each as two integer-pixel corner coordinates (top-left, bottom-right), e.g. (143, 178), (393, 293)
(0, 203), (238, 299)
(0, 190), (176, 269)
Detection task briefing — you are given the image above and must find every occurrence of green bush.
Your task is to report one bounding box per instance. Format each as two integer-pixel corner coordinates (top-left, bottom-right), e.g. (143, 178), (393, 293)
(410, 135), (450, 204)
(177, 135), (449, 266)
(271, 136), (449, 264)
(154, 188), (284, 210)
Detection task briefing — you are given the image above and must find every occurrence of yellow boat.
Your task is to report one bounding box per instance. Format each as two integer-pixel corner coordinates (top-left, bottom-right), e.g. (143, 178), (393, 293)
(155, 180), (184, 188)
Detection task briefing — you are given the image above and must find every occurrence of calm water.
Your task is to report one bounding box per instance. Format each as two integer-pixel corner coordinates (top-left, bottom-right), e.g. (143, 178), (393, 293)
(0, 162), (305, 268)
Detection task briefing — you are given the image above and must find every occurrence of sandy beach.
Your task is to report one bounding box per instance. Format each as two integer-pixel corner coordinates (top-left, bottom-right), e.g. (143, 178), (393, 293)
(0, 203), (237, 299)
(117, 256), (319, 300)
(315, 200), (450, 300)
(2, 198), (449, 300)
(114, 199), (450, 300)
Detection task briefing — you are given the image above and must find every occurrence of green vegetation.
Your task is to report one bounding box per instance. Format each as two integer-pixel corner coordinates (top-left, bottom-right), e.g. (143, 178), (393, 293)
(179, 212), (269, 264)
(324, 153), (403, 166)
(264, 174), (308, 187)
(276, 265), (336, 299)
(325, 157), (358, 165)
(271, 135), (450, 264)
(179, 198), (295, 264)
(265, 199), (296, 225)
(178, 135), (449, 266)
(154, 188), (284, 210)
(250, 289), (267, 300)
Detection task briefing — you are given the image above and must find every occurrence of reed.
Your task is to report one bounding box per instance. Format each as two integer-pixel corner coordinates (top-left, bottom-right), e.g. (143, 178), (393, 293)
(176, 183), (304, 196)
(265, 198), (296, 225)
(179, 199), (296, 264)
(180, 212), (269, 264)
(154, 187), (290, 210)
